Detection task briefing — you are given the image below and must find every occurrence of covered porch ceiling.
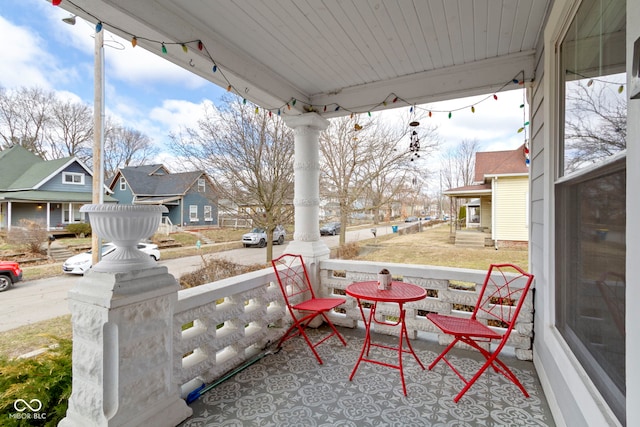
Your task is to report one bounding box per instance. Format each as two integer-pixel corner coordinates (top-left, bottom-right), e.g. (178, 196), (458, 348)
(56, 0), (551, 118)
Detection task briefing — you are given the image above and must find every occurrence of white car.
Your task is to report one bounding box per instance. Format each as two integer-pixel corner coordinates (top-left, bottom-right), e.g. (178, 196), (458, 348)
(62, 242), (161, 274)
(242, 225), (286, 248)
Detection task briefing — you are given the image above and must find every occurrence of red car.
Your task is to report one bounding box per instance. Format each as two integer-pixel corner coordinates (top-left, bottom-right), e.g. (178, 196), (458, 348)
(0, 260), (23, 292)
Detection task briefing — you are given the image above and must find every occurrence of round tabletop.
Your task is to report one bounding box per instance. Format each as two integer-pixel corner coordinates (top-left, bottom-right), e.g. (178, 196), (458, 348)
(346, 281), (427, 303)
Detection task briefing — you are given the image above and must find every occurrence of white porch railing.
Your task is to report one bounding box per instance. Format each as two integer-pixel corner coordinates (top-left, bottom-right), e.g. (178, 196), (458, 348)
(174, 259), (534, 398)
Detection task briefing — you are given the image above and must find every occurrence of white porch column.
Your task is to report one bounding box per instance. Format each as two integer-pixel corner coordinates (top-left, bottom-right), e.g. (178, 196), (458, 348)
(282, 113), (330, 275)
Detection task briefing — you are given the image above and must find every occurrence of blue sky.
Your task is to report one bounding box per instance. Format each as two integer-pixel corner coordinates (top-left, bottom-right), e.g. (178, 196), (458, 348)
(1, 0), (529, 172)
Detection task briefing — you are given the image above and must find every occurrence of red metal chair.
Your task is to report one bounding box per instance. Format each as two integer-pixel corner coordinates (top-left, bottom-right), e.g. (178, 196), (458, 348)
(427, 263), (534, 402)
(272, 253), (347, 364)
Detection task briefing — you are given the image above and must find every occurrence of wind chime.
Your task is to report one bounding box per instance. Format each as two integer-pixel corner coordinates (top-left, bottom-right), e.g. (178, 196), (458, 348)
(409, 121), (420, 160)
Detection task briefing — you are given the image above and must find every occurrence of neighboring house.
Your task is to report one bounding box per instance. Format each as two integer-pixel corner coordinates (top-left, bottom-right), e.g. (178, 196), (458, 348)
(444, 143), (529, 246)
(0, 145), (115, 231)
(109, 164), (218, 228)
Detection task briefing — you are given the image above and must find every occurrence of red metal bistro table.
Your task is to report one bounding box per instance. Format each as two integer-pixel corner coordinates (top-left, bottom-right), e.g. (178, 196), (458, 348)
(346, 280), (427, 395)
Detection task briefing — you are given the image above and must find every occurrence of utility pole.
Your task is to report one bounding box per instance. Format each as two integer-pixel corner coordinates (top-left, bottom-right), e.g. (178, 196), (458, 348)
(91, 23), (105, 265)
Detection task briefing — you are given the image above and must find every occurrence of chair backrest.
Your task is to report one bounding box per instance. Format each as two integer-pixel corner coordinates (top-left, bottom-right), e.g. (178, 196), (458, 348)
(472, 263), (534, 333)
(272, 253), (316, 307)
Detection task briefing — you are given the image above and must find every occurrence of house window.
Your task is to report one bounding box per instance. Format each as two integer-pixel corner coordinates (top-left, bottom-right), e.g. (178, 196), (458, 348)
(63, 203), (85, 223)
(204, 205), (212, 221)
(63, 172), (84, 185)
(189, 205), (198, 222)
(198, 178), (205, 192)
(120, 177), (126, 191)
(555, 0), (626, 422)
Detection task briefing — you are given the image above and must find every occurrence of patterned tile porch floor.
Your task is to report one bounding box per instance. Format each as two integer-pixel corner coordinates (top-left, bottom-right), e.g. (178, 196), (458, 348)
(180, 326), (556, 427)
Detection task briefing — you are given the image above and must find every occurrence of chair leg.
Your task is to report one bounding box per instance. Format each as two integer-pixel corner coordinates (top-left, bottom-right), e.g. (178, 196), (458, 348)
(428, 337), (459, 370)
(432, 338), (531, 402)
(320, 312), (347, 346)
(279, 312), (346, 365)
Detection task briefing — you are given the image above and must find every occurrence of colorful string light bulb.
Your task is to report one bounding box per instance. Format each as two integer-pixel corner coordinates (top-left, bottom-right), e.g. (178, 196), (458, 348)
(161, 43), (167, 54)
(95, 22), (102, 33)
(182, 44), (188, 53)
(131, 36), (137, 47)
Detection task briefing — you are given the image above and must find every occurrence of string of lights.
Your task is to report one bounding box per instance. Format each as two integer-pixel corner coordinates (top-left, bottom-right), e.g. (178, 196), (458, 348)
(52, 0), (541, 137)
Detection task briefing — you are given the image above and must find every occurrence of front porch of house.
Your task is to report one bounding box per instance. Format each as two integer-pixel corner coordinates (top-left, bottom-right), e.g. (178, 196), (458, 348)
(176, 259), (550, 426)
(61, 254), (552, 426)
(180, 324), (555, 426)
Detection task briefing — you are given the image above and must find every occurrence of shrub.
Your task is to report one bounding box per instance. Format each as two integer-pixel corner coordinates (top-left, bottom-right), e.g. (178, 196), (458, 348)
(65, 222), (91, 238)
(6, 219), (48, 254)
(0, 337), (72, 426)
(458, 205), (466, 221)
(336, 242), (359, 259)
(179, 256), (265, 288)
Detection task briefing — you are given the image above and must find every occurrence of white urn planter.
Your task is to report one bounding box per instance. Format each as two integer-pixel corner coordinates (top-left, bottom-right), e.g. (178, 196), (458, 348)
(80, 204), (167, 273)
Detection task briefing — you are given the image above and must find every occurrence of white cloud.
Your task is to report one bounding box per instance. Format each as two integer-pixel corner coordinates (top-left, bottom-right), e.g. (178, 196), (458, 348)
(150, 98), (214, 134)
(0, 15), (55, 89)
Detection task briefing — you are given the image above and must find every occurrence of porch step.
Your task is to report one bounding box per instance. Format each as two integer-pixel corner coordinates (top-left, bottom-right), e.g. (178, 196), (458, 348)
(47, 246), (75, 262)
(454, 231), (487, 248)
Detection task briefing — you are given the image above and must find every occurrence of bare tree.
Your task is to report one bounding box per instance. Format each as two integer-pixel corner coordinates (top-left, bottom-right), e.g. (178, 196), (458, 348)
(170, 96), (294, 262)
(440, 138), (480, 189)
(363, 120), (438, 223)
(47, 98), (94, 162)
(320, 114), (437, 244)
(440, 138), (481, 223)
(102, 124), (159, 179)
(564, 78), (626, 173)
(0, 86), (54, 158)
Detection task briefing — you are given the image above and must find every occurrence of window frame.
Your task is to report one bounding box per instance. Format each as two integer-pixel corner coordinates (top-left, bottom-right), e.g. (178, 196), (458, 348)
(62, 172), (85, 185)
(553, 0), (627, 422)
(189, 205), (198, 222)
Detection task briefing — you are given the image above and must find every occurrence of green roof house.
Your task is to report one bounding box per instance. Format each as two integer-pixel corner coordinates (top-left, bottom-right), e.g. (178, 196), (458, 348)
(0, 145), (115, 231)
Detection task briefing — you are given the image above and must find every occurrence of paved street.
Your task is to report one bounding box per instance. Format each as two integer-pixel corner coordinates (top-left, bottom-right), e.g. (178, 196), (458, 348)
(0, 223), (407, 332)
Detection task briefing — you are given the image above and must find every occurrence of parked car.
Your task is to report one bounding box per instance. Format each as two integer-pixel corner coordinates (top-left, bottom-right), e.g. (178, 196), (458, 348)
(319, 222), (341, 236)
(404, 216), (419, 222)
(242, 225), (286, 248)
(62, 242), (160, 275)
(0, 260), (23, 292)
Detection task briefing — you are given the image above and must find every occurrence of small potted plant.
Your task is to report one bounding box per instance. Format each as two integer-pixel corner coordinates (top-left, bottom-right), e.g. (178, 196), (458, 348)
(378, 268), (392, 290)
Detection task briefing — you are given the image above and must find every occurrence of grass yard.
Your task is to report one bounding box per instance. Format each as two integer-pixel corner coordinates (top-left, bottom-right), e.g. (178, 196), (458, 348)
(356, 224), (528, 271)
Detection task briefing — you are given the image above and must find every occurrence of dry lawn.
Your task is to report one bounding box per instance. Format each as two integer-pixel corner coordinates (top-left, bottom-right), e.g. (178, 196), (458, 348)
(0, 315), (72, 360)
(356, 224), (528, 271)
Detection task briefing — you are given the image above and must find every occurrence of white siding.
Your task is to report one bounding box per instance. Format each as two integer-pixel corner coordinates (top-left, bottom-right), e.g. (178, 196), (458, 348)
(531, 0), (638, 426)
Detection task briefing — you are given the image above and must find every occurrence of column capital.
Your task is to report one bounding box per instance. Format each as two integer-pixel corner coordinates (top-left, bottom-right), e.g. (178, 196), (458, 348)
(283, 113), (329, 131)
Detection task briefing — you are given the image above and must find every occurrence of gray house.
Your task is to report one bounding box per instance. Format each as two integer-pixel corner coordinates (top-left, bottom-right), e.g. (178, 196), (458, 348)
(0, 145), (115, 231)
(109, 164), (218, 228)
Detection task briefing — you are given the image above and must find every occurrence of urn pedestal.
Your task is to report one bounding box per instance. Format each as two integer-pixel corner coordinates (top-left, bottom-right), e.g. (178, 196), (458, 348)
(60, 204), (192, 427)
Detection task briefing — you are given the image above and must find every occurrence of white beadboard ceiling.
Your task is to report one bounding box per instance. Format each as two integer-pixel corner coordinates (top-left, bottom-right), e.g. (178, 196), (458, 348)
(58, 0), (551, 118)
